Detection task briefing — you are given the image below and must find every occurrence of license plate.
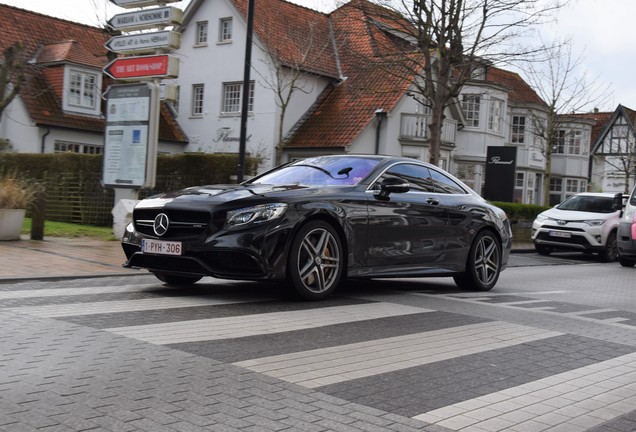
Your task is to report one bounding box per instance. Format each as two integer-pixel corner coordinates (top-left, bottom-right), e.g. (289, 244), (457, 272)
(141, 239), (182, 255)
(549, 231), (571, 238)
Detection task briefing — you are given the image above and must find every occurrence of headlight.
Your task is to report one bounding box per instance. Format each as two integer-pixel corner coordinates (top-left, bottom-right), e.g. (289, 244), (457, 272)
(125, 222), (135, 233)
(534, 214), (548, 223)
(582, 219), (604, 226)
(225, 203), (288, 229)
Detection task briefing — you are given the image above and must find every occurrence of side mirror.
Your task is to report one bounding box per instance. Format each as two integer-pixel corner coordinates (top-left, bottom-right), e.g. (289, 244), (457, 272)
(377, 176), (410, 200)
(613, 193), (624, 211)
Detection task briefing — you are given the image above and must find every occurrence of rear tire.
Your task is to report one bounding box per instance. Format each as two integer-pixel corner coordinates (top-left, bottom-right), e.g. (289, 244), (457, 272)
(287, 221), (344, 300)
(600, 231), (618, 262)
(619, 257), (636, 267)
(454, 230), (502, 292)
(152, 272), (202, 285)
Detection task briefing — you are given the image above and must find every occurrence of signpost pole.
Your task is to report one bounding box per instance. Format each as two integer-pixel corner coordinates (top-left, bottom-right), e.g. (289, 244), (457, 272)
(237, 0), (255, 183)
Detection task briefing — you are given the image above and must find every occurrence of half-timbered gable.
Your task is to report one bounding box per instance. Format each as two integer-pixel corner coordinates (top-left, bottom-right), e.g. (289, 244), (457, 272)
(591, 105), (636, 194)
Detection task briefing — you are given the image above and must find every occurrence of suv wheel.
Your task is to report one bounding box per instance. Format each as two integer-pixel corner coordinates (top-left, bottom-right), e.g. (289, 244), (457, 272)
(619, 257), (636, 267)
(534, 244), (552, 256)
(600, 231), (618, 263)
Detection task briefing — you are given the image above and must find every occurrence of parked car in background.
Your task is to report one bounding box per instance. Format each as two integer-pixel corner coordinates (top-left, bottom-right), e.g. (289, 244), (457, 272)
(121, 155), (512, 300)
(531, 192), (621, 262)
(617, 185), (636, 267)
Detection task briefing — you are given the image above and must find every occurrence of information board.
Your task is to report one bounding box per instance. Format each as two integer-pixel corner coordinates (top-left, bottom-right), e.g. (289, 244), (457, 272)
(103, 84), (153, 188)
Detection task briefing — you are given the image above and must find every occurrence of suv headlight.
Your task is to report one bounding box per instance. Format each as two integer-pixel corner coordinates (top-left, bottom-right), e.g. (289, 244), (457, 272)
(534, 214), (548, 223)
(225, 203), (288, 229)
(582, 219), (604, 226)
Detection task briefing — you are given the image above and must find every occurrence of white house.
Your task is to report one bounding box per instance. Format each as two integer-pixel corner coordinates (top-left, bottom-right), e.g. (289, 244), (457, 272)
(591, 105), (636, 195)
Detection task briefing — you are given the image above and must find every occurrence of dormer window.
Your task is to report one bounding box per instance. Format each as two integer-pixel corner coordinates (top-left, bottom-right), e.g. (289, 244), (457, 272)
(63, 66), (101, 116)
(69, 70), (96, 109)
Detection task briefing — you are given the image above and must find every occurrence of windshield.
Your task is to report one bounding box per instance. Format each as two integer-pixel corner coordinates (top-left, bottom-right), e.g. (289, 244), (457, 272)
(249, 156), (381, 186)
(557, 195), (615, 213)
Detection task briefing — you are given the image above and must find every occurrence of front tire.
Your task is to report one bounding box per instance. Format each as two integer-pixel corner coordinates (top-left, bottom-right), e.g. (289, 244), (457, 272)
(534, 244), (552, 256)
(454, 230), (502, 292)
(600, 231), (618, 262)
(152, 272), (202, 285)
(288, 221), (344, 300)
(619, 257), (636, 267)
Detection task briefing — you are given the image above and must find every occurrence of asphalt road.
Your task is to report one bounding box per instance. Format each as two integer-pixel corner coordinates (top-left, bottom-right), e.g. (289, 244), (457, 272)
(1, 254), (636, 432)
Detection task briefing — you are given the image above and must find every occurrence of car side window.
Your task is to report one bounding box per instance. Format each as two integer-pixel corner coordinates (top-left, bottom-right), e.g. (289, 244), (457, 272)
(380, 164), (435, 193)
(429, 169), (467, 194)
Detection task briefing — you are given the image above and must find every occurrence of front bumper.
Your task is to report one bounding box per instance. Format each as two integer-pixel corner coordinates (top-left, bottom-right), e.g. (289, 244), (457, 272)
(121, 223), (291, 280)
(531, 222), (606, 252)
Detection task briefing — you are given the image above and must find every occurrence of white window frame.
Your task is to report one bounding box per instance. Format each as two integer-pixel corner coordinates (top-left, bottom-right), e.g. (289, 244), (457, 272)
(192, 84), (204, 117)
(511, 115), (525, 144)
(219, 17), (233, 43)
(63, 66), (101, 116)
(488, 98), (503, 133)
(461, 94), (480, 128)
(54, 140), (102, 154)
(222, 81), (254, 115)
(195, 21), (208, 46)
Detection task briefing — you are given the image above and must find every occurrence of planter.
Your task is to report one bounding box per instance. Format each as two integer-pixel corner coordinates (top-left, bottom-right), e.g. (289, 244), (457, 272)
(0, 208), (26, 240)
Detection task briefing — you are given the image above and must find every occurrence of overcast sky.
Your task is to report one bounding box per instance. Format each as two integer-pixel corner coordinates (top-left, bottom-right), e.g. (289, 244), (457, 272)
(1, 0), (634, 112)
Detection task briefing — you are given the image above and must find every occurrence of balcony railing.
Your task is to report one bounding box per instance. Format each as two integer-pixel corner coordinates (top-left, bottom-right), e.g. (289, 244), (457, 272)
(400, 114), (457, 143)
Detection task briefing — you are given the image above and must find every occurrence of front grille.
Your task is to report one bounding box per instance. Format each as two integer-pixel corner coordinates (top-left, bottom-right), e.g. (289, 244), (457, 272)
(540, 224), (585, 232)
(126, 250), (266, 278)
(535, 232), (591, 247)
(133, 209), (212, 238)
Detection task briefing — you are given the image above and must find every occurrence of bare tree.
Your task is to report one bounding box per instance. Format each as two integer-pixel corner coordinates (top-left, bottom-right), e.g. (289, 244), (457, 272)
(0, 42), (27, 121)
(254, 23), (327, 165)
(522, 38), (612, 203)
(345, 0), (565, 166)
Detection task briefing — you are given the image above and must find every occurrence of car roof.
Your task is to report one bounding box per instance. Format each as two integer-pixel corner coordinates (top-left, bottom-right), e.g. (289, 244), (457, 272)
(572, 192), (615, 198)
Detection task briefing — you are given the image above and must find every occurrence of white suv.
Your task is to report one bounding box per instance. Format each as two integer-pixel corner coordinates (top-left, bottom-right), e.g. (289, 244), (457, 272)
(532, 192), (621, 262)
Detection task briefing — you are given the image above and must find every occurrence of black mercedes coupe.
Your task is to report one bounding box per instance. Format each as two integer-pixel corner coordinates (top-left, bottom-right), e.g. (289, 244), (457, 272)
(122, 155), (512, 300)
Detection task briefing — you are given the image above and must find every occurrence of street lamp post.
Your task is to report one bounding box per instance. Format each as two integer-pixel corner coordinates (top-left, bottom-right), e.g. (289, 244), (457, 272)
(237, 0), (255, 183)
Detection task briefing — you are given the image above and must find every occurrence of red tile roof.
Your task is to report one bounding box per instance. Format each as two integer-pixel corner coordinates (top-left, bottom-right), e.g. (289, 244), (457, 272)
(485, 67), (546, 107)
(281, 0), (416, 149)
(231, 0), (339, 78)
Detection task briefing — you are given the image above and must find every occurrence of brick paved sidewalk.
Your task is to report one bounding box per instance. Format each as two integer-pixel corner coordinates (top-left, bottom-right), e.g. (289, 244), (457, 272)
(0, 236), (138, 280)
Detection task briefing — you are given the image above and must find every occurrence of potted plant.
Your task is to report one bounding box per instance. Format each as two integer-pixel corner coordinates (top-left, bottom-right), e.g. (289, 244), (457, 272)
(0, 171), (39, 240)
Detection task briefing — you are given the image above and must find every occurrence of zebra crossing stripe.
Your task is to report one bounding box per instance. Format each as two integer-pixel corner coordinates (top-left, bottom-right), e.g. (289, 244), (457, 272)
(0, 285), (157, 299)
(233, 321), (562, 388)
(105, 302), (432, 344)
(9, 296), (263, 317)
(413, 352), (636, 431)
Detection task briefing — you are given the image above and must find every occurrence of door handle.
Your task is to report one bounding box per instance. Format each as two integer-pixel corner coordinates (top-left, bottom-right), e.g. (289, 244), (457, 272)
(426, 198), (440, 205)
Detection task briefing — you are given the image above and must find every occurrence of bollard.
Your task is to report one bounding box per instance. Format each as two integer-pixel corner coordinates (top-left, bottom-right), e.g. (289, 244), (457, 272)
(30, 190), (46, 241)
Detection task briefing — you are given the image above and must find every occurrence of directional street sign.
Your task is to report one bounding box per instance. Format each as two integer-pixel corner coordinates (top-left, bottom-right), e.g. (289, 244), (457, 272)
(107, 6), (183, 32)
(106, 31), (181, 54)
(109, 0), (180, 8)
(103, 54), (179, 80)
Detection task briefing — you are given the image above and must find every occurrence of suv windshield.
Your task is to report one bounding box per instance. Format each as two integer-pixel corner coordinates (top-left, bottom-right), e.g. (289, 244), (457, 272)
(557, 195), (615, 213)
(249, 156), (380, 186)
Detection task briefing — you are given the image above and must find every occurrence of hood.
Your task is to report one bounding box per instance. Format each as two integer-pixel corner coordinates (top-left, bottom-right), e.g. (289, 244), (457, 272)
(541, 207), (618, 221)
(135, 183), (349, 210)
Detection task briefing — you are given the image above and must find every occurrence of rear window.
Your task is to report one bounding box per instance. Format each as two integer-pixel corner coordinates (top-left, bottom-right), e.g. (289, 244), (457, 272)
(557, 195), (615, 213)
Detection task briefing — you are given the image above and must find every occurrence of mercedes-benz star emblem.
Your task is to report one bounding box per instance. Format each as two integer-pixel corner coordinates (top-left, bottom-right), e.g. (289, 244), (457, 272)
(153, 213), (170, 237)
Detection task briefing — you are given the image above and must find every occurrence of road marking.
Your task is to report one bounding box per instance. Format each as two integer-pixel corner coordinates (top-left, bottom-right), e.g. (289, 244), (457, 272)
(8, 296), (262, 317)
(0, 285), (157, 299)
(105, 302), (432, 344)
(233, 322), (562, 388)
(413, 352), (636, 431)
